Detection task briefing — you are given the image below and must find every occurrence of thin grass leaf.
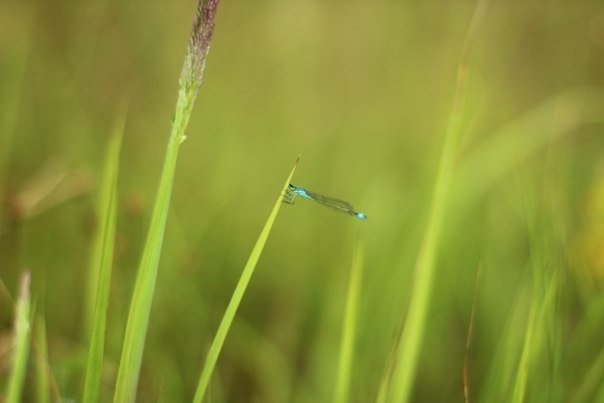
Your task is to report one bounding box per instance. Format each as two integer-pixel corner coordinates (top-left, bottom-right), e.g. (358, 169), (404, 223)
(112, 95), (180, 403)
(528, 267), (563, 403)
(573, 330), (604, 403)
(585, 347), (604, 403)
(6, 271), (31, 403)
(376, 377), (389, 403)
(463, 264), (482, 403)
(480, 284), (531, 401)
(334, 239), (364, 403)
(510, 300), (536, 403)
(387, 1), (490, 401)
(83, 109), (126, 403)
(192, 157), (300, 403)
(387, 99), (460, 403)
(84, 107), (127, 333)
(35, 315), (50, 403)
(112, 112), (182, 403)
(510, 190), (564, 403)
(113, 2), (220, 401)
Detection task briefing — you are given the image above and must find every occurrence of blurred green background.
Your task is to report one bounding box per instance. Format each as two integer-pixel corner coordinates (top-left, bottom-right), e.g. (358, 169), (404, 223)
(1, 0), (604, 402)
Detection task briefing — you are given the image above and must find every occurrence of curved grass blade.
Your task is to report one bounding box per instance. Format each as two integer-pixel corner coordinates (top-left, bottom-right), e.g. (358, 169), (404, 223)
(82, 109), (125, 403)
(333, 239), (364, 403)
(6, 271), (31, 403)
(463, 264), (482, 403)
(574, 346), (604, 403)
(192, 157), (300, 403)
(35, 315), (50, 403)
(510, 299), (536, 403)
(387, 0), (491, 401)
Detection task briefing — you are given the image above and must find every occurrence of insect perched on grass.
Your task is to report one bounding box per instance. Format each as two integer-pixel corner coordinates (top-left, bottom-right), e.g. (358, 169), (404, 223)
(283, 183), (367, 220)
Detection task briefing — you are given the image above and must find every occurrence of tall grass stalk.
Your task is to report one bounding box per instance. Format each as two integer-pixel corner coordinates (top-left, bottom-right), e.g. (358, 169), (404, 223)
(82, 110), (126, 403)
(113, 1), (220, 402)
(333, 240), (364, 403)
(463, 265), (482, 403)
(508, 271), (561, 402)
(35, 315), (50, 403)
(510, 300), (536, 403)
(192, 157), (300, 403)
(84, 107), (127, 333)
(5, 271), (31, 403)
(387, 0), (490, 401)
(480, 285), (532, 401)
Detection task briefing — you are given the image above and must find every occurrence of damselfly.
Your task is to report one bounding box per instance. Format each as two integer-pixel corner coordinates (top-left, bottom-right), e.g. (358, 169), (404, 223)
(283, 183), (367, 220)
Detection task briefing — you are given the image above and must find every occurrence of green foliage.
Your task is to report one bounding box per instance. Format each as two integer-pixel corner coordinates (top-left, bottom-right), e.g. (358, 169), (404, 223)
(34, 315), (50, 403)
(5, 273), (31, 403)
(83, 109), (125, 403)
(1, 1), (603, 402)
(111, 2), (220, 401)
(333, 240), (364, 403)
(192, 158), (298, 403)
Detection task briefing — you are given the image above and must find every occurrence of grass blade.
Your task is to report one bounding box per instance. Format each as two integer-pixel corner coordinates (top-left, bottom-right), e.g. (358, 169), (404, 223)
(463, 264), (482, 403)
(82, 109), (126, 403)
(574, 347), (604, 403)
(6, 271), (32, 403)
(387, 1), (490, 401)
(480, 284), (531, 401)
(387, 98), (459, 403)
(333, 239), (364, 403)
(34, 315), (50, 403)
(192, 157), (300, 403)
(510, 300), (536, 403)
(113, 2), (220, 401)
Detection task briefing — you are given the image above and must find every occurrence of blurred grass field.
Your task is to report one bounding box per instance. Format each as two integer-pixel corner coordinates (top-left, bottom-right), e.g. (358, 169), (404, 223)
(1, 0), (604, 402)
